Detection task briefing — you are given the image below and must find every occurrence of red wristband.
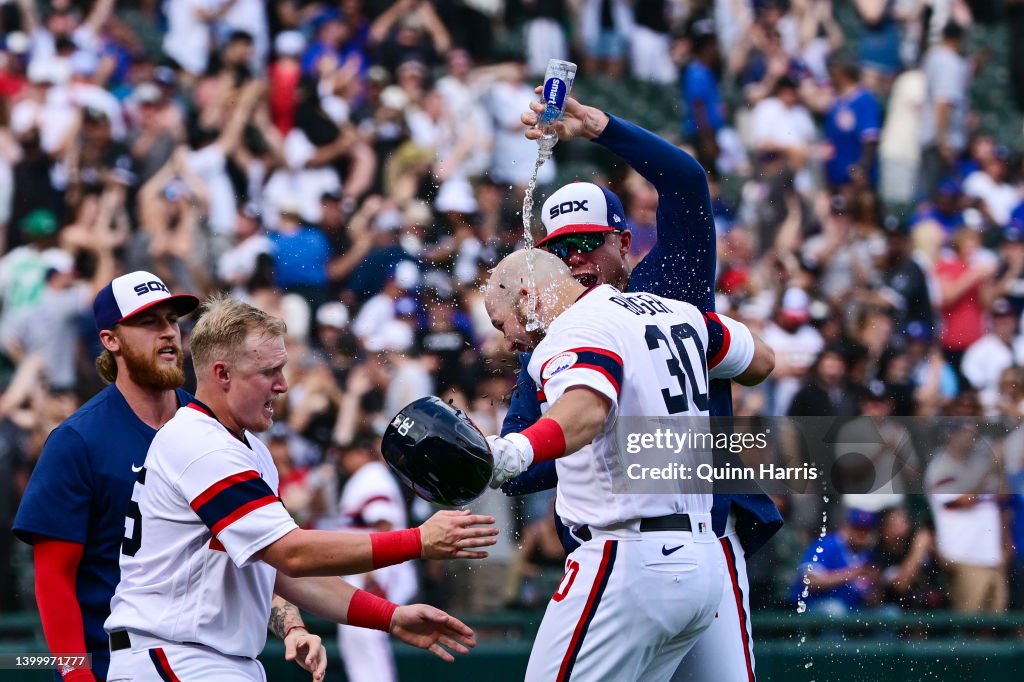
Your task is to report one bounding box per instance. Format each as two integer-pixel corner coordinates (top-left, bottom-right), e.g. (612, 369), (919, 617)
(521, 418), (567, 463)
(369, 528), (422, 569)
(347, 589), (398, 632)
(61, 670), (93, 682)
(282, 624), (307, 639)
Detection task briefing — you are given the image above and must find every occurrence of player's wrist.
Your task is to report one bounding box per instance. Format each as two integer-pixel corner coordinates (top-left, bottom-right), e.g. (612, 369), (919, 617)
(282, 624), (308, 640)
(519, 418), (566, 464)
(347, 589), (398, 633)
(370, 527), (422, 567)
(503, 432), (535, 467)
(60, 669), (94, 682)
(584, 108), (610, 139)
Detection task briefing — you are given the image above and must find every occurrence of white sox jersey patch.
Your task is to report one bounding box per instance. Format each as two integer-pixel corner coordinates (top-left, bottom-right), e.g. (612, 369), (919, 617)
(542, 351), (579, 381)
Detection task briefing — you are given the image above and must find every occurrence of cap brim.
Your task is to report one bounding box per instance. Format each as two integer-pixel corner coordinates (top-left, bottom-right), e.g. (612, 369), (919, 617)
(114, 294), (201, 327)
(535, 224), (617, 248)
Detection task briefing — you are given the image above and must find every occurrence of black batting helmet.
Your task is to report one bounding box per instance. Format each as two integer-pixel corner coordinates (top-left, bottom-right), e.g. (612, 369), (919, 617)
(381, 396), (493, 507)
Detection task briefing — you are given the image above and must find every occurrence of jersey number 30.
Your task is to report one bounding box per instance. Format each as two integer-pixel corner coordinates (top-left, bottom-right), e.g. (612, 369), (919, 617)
(645, 323), (709, 413)
(122, 467), (146, 556)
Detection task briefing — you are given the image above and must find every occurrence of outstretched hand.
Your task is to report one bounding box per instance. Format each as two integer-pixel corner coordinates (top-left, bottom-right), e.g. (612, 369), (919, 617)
(419, 509), (498, 560)
(283, 630), (328, 682)
(520, 86), (610, 142)
(390, 604), (477, 662)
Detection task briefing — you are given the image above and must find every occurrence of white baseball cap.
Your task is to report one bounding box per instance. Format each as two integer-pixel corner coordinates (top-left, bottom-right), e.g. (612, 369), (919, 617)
(316, 301), (350, 329)
(536, 182), (627, 248)
(93, 271), (199, 331)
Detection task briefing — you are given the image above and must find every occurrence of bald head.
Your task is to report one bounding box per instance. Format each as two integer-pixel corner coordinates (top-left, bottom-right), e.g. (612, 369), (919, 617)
(486, 249), (577, 306)
(485, 249), (586, 352)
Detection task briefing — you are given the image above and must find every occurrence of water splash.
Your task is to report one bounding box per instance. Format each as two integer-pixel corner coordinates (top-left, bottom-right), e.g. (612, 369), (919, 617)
(796, 501), (830, 627)
(522, 154), (546, 331)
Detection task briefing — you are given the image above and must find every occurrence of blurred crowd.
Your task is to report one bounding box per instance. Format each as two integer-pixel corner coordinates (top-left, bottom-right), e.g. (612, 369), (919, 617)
(1, 0), (1024, 621)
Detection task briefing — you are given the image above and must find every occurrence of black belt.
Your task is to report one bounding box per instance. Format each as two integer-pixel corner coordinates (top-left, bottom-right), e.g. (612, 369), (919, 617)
(109, 629), (130, 652)
(574, 514), (693, 542)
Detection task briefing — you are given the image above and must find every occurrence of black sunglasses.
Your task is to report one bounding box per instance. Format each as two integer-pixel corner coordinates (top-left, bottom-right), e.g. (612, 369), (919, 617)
(543, 232), (610, 259)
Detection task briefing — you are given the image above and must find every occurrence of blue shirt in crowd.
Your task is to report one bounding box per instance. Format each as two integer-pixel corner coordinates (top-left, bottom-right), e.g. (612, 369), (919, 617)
(824, 87), (881, 187)
(269, 226), (330, 289)
(791, 532), (873, 610)
(683, 61), (726, 139)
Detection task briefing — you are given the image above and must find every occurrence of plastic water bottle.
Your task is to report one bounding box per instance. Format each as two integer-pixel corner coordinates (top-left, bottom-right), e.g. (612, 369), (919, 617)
(537, 59), (577, 161)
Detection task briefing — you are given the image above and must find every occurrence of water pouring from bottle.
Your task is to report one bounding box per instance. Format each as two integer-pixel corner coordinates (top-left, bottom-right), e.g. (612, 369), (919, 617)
(523, 59), (577, 332)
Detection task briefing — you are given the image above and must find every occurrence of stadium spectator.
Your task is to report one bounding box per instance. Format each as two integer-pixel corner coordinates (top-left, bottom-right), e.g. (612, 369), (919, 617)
(823, 54), (881, 192)
(792, 508), (881, 613)
(918, 21), (971, 199)
(960, 297), (1024, 393)
(682, 18), (727, 171)
(763, 287), (825, 414)
(926, 421), (1008, 613)
(873, 506), (944, 609)
(787, 344), (860, 417)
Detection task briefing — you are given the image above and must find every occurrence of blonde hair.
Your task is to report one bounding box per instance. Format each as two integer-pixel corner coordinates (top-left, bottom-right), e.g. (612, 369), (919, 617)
(190, 294), (287, 375)
(96, 349), (117, 383)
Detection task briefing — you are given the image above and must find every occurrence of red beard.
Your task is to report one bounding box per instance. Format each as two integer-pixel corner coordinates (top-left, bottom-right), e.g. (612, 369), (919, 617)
(121, 340), (185, 391)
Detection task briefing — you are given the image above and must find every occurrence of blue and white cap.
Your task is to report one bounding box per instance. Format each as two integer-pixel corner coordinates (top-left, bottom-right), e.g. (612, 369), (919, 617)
(93, 270), (200, 332)
(537, 182), (627, 248)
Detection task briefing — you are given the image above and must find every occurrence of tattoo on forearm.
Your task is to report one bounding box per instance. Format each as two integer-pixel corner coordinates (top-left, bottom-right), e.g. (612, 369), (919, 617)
(268, 599), (303, 639)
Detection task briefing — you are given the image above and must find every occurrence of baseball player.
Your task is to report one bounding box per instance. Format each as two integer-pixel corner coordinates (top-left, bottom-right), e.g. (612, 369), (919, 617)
(104, 295), (494, 680)
(485, 250), (775, 681)
(13, 271), (325, 682)
(335, 440), (419, 682)
(506, 93), (783, 681)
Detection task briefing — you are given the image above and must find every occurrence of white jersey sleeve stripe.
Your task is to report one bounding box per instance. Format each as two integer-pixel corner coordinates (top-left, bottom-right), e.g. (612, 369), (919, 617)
(190, 469), (280, 536)
(705, 312), (756, 380)
(704, 313), (731, 370)
(540, 347), (624, 394)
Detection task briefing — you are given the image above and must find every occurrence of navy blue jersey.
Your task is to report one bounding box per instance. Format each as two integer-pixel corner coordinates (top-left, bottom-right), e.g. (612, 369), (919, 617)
(14, 385), (191, 681)
(502, 114), (782, 555)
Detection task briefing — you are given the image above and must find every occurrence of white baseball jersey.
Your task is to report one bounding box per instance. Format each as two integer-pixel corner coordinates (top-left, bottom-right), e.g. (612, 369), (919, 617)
(337, 461), (417, 682)
(105, 402), (298, 659)
(527, 285), (755, 531)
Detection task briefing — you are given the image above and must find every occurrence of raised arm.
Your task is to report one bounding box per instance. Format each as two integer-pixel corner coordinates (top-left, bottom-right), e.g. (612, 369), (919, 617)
(257, 509), (497, 577)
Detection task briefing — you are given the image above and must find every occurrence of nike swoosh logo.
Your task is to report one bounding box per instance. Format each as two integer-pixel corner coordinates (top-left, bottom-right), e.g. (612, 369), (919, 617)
(131, 464), (143, 473)
(661, 544), (685, 556)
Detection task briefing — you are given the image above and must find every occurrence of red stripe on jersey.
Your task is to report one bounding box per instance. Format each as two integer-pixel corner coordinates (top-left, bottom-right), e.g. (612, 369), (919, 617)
(209, 537), (226, 552)
(931, 476), (957, 490)
(191, 470), (262, 511)
(536, 389), (548, 403)
(186, 403), (212, 418)
(706, 312), (732, 370)
(721, 538), (755, 682)
(573, 363), (621, 394)
(151, 648), (182, 682)
(557, 540), (617, 682)
(210, 495), (279, 536)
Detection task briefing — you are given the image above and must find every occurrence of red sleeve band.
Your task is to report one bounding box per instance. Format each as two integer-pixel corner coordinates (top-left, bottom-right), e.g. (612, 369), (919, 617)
(521, 418), (567, 464)
(369, 527), (422, 569)
(33, 538), (90, 678)
(347, 589), (398, 632)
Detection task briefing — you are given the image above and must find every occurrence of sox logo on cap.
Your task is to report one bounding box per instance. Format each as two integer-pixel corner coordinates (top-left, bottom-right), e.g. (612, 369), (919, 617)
(93, 270), (200, 331)
(536, 182), (627, 248)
